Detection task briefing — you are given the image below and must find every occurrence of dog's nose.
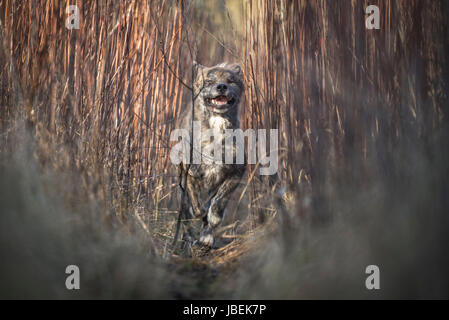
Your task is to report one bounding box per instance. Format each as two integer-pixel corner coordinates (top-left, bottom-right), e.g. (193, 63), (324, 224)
(217, 83), (227, 92)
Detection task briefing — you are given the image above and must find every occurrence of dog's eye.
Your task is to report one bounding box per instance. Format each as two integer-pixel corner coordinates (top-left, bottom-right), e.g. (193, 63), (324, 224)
(204, 80), (214, 86)
(227, 79), (235, 84)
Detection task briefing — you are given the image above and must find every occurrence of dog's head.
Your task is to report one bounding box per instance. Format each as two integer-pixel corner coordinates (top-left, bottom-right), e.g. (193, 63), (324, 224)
(193, 62), (243, 114)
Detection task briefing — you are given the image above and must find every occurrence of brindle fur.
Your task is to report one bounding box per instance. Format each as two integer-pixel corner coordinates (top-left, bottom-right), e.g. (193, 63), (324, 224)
(178, 62), (245, 248)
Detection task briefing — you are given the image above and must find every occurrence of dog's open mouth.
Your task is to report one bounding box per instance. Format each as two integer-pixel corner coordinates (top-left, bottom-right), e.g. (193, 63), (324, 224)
(205, 95), (235, 109)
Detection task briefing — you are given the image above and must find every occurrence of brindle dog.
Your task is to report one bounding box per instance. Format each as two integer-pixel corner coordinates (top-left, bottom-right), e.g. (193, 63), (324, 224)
(178, 62), (245, 247)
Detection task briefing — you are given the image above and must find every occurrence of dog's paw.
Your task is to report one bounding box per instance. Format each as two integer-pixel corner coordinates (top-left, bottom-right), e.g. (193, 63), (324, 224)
(199, 232), (214, 247)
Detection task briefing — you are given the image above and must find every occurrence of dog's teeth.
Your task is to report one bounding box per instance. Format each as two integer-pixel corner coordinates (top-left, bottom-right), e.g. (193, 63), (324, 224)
(211, 96), (229, 106)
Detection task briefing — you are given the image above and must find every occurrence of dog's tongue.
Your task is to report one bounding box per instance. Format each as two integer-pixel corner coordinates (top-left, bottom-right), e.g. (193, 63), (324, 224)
(212, 96), (229, 105)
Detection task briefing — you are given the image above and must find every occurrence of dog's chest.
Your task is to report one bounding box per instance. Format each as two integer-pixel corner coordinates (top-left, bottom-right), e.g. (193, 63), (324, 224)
(201, 115), (232, 155)
(199, 115), (232, 186)
(208, 115), (231, 130)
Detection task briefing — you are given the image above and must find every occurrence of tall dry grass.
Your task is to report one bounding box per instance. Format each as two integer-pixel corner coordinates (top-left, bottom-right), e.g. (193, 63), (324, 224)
(242, 0), (449, 223)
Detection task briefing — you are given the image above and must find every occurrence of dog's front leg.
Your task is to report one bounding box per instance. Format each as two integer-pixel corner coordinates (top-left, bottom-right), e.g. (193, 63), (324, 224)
(185, 174), (205, 217)
(199, 177), (241, 246)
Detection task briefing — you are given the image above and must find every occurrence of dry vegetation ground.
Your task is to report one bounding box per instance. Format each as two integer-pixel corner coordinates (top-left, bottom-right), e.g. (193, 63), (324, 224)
(1, 0), (449, 299)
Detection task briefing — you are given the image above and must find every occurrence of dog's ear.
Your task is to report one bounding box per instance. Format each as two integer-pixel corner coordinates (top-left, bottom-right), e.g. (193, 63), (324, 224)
(231, 64), (242, 77)
(193, 60), (206, 78)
